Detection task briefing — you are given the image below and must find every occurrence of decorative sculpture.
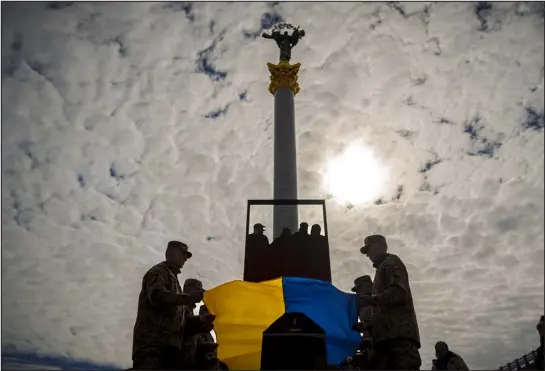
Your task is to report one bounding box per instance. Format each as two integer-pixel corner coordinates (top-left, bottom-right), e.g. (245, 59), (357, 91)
(263, 23), (305, 95)
(262, 23), (305, 63)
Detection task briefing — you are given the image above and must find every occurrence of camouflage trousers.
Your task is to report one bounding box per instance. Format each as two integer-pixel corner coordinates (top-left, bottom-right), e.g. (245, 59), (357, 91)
(372, 338), (422, 370)
(133, 347), (183, 370)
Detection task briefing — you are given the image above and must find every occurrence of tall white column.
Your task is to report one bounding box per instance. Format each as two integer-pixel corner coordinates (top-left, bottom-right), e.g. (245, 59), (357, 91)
(267, 61), (301, 239)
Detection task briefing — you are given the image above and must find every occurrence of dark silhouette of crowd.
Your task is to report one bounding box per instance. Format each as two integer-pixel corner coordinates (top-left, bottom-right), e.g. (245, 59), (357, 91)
(130, 236), (544, 370)
(245, 222), (330, 282)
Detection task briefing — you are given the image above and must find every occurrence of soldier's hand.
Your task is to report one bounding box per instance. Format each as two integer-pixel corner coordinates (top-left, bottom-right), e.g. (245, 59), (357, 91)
(200, 313), (216, 331)
(189, 291), (204, 303)
(357, 294), (374, 307)
(353, 322), (366, 333)
(198, 343), (219, 352)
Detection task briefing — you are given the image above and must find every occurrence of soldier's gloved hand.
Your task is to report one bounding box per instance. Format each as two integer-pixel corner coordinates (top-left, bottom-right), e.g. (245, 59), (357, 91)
(357, 294), (374, 307)
(353, 322), (367, 333)
(200, 313), (216, 331)
(189, 290), (204, 303)
(197, 343), (218, 352)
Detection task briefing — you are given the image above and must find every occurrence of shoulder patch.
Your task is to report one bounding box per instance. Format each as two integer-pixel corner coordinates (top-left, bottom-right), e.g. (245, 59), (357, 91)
(148, 272), (159, 285)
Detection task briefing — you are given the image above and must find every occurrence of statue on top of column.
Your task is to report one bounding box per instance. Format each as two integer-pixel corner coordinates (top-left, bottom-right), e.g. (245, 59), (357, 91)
(262, 23), (305, 63)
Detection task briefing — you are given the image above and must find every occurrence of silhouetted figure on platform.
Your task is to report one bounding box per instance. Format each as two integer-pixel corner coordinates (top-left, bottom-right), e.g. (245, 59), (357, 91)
(431, 341), (468, 370)
(245, 223), (270, 282)
(304, 224), (328, 279)
(293, 222), (309, 238)
(310, 224), (322, 237)
(270, 227), (293, 278)
(289, 222), (309, 277)
(271, 227), (292, 249)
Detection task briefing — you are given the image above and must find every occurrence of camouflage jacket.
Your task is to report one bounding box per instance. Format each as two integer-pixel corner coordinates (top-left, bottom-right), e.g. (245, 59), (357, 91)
(181, 306), (216, 369)
(433, 352), (469, 370)
(132, 261), (192, 355)
(181, 305), (198, 369)
(369, 253), (420, 347)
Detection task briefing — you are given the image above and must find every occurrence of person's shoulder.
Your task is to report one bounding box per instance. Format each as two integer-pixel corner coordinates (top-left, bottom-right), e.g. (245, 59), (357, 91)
(382, 254), (407, 269)
(147, 262), (168, 275)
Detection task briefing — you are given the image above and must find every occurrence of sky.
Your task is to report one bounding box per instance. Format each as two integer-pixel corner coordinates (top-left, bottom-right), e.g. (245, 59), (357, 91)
(1, 1), (544, 369)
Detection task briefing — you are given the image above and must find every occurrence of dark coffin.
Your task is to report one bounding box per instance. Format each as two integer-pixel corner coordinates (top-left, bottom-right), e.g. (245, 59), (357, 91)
(261, 312), (327, 370)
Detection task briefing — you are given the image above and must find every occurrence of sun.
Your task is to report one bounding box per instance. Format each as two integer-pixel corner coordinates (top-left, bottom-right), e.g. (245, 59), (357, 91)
(323, 144), (386, 205)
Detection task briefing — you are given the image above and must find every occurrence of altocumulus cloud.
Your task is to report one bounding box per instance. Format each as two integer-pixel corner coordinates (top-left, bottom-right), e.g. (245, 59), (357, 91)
(1, 1), (544, 369)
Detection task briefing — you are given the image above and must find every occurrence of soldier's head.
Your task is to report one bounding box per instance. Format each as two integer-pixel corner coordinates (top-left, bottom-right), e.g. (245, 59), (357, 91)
(311, 224), (321, 236)
(360, 235), (387, 263)
(184, 278), (204, 296)
(253, 223), (266, 235)
(434, 341), (449, 358)
(166, 240), (192, 268)
(537, 315), (544, 337)
(351, 275), (373, 294)
(300, 222), (309, 234)
(282, 227), (291, 236)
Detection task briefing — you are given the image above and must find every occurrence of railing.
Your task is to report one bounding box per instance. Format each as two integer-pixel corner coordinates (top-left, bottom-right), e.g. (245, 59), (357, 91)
(498, 350), (540, 370)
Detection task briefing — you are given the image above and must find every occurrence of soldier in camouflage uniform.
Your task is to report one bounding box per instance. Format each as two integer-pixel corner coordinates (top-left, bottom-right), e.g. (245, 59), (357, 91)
(194, 305), (220, 370)
(132, 241), (210, 370)
(352, 275), (375, 368)
(358, 235), (421, 370)
(180, 278), (215, 369)
(431, 341), (469, 370)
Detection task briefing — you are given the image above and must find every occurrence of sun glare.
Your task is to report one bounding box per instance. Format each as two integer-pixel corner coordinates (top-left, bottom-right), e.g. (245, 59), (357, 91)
(324, 145), (386, 205)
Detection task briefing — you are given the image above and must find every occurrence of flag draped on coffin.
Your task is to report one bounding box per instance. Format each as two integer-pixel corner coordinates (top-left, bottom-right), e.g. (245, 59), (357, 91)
(203, 277), (361, 370)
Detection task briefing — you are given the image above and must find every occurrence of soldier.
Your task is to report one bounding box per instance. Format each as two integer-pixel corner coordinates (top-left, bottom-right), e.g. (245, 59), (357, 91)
(357, 235), (421, 370)
(431, 341), (469, 370)
(194, 305), (220, 370)
(132, 241), (207, 370)
(352, 275), (375, 369)
(180, 278), (207, 369)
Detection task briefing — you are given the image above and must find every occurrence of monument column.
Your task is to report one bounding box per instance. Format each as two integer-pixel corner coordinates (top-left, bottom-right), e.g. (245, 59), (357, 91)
(267, 61), (301, 238)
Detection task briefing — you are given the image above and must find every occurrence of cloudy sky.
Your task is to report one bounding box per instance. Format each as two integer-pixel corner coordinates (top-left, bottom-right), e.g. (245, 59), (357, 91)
(1, 1), (544, 369)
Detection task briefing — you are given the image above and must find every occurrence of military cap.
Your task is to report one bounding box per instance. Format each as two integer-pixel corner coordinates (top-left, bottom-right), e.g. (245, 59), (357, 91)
(360, 234), (386, 254)
(254, 223), (266, 231)
(351, 275), (372, 292)
(167, 240), (192, 258)
(184, 278), (203, 291)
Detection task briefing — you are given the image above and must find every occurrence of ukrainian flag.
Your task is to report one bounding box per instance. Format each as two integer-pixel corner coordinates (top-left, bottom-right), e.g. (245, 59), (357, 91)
(203, 277), (361, 370)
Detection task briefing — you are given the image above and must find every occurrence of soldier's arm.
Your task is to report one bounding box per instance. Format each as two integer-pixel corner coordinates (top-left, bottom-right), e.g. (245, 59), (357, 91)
(448, 356), (469, 371)
(371, 261), (409, 307)
(145, 270), (194, 307)
(184, 315), (211, 336)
